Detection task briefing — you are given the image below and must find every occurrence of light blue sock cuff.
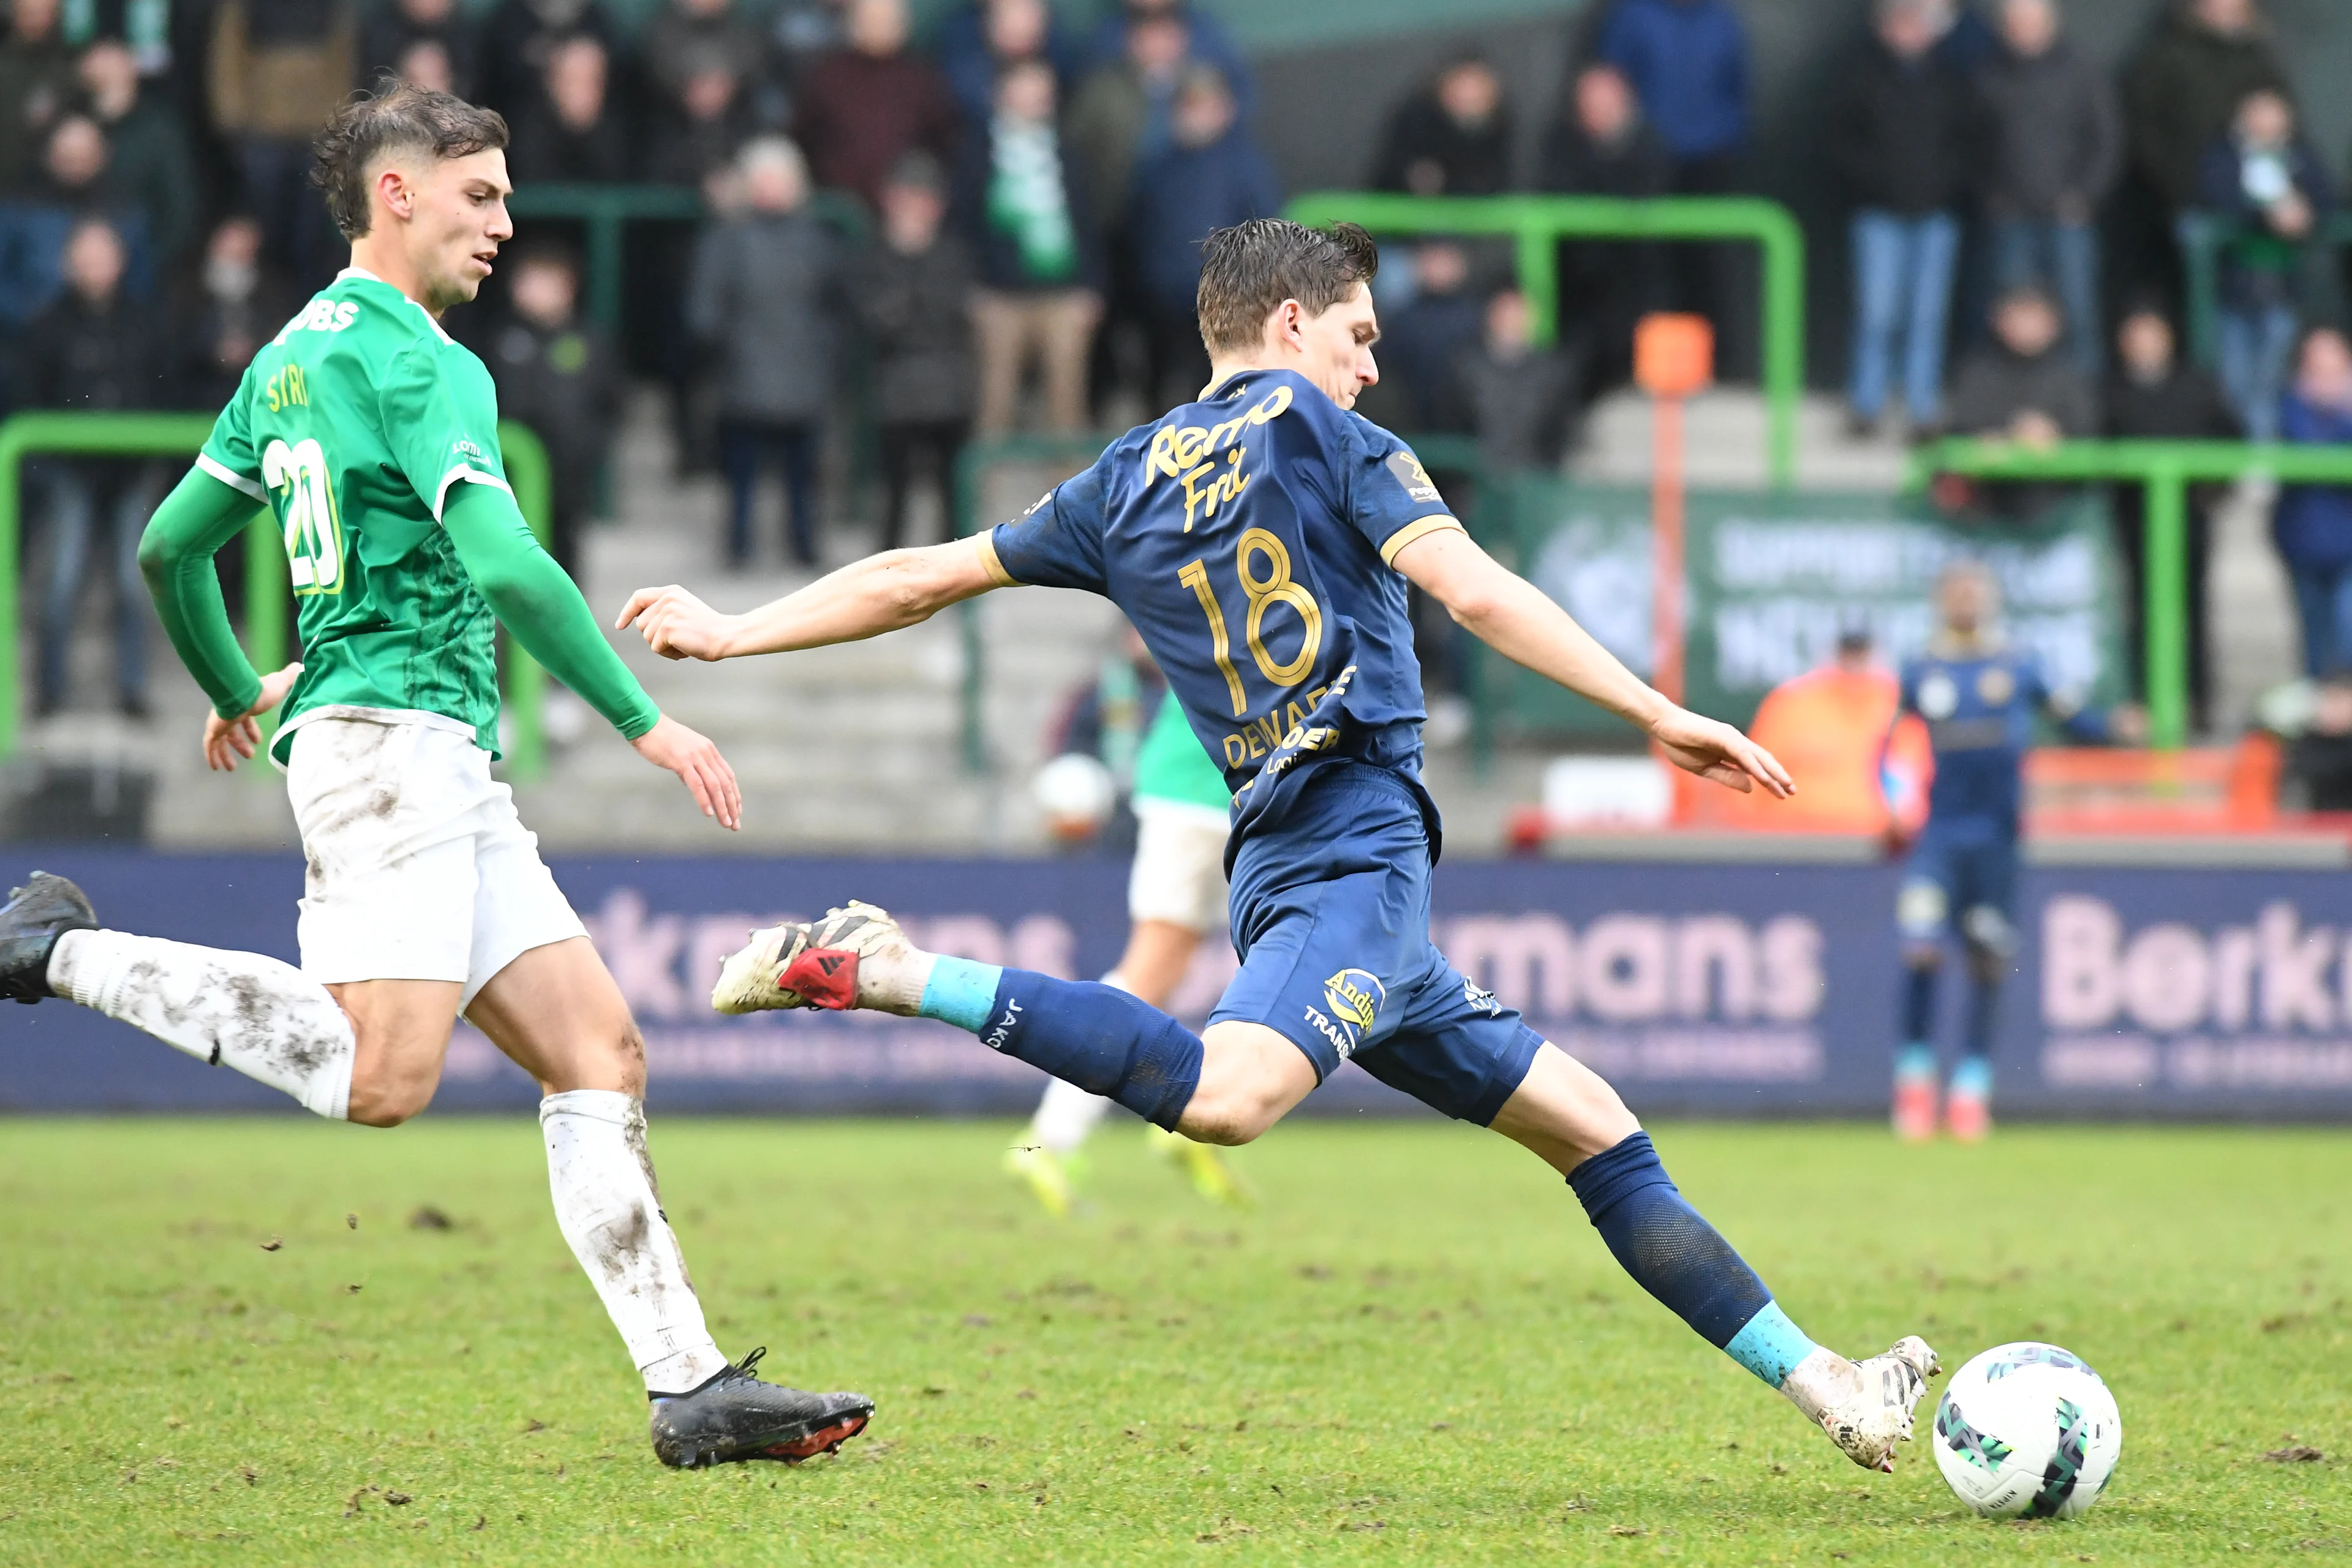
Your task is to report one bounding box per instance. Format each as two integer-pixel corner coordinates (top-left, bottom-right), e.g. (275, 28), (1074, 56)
(919, 957), (1003, 1035)
(1895, 1043), (1937, 1080)
(1949, 1055), (1992, 1095)
(1723, 1300), (1819, 1389)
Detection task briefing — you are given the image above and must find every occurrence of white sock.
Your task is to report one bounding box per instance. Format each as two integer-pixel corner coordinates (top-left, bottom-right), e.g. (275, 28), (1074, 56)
(47, 929), (354, 1120)
(540, 1090), (731, 1394)
(1021, 968), (1128, 1155)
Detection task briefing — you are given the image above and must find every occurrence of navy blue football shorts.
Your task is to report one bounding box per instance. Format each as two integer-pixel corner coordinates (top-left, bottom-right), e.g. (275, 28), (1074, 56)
(1898, 821), (2020, 957)
(1209, 762), (1545, 1125)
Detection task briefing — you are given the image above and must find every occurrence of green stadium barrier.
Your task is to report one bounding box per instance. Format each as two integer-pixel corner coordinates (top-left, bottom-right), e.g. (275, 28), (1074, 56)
(503, 184), (872, 337)
(949, 429), (1488, 777)
(2177, 211), (2352, 374)
(1909, 436), (2352, 752)
(0, 412), (557, 778)
(1284, 192), (1807, 489)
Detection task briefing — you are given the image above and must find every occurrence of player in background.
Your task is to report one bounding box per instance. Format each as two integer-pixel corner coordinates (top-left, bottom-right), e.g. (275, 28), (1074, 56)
(1008, 692), (1248, 1215)
(623, 218), (1943, 1474)
(0, 85), (870, 1469)
(1887, 562), (2141, 1142)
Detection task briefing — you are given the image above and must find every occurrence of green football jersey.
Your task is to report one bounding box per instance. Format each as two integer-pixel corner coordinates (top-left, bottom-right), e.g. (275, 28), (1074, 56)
(198, 267), (511, 763)
(1133, 690), (1231, 812)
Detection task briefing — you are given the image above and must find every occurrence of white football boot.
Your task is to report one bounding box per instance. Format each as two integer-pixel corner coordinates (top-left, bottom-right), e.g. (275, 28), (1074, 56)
(1781, 1336), (1940, 1472)
(710, 901), (931, 1016)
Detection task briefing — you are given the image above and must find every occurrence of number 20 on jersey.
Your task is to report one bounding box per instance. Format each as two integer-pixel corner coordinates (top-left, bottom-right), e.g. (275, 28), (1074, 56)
(263, 437), (345, 594)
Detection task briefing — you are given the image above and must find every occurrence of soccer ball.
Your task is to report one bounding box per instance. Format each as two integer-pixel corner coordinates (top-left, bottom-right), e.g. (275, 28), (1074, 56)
(1931, 1343), (2122, 1520)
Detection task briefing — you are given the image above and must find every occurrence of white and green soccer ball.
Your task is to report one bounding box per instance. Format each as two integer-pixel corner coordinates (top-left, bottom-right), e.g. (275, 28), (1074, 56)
(1932, 1342), (2122, 1520)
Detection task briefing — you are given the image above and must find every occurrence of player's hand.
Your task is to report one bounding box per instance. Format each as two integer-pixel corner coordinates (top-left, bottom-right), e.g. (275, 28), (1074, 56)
(617, 584), (737, 662)
(631, 714), (742, 831)
(2108, 703), (2150, 745)
(1649, 704), (1795, 798)
(202, 662), (303, 772)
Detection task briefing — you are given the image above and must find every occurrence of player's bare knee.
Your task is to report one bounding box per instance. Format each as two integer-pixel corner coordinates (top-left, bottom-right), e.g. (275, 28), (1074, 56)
(345, 1069), (436, 1128)
(1902, 941), (1943, 972)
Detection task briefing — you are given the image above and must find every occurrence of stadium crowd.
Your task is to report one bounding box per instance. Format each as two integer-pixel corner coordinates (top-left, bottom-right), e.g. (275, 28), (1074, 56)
(4, 0), (2352, 720)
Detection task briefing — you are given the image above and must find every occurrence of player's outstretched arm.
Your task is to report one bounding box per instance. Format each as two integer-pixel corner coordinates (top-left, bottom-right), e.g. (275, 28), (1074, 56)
(617, 537), (1003, 662)
(1395, 527), (1794, 798)
(441, 482), (741, 829)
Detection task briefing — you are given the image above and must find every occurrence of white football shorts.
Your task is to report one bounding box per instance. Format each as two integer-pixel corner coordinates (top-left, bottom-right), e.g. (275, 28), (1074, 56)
(285, 714), (586, 1006)
(1126, 798), (1231, 934)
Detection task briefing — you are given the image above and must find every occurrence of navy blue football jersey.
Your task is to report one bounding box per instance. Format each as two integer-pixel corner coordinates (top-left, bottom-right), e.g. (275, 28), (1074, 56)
(985, 368), (1461, 839)
(1899, 639), (2108, 829)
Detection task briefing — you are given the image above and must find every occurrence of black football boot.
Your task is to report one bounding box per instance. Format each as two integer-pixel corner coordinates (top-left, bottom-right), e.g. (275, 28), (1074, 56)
(0, 872), (96, 1005)
(648, 1348), (874, 1469)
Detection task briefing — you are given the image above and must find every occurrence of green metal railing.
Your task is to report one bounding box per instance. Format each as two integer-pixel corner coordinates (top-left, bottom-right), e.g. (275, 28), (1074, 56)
(949, 430), (1488, 776)
(0, 412), (556, 776)
(1909, 436), (2352, 751)
(2177, 211), (2352, 373)
(1285, 192), (1807, 489)
(505, 184), (872, 337)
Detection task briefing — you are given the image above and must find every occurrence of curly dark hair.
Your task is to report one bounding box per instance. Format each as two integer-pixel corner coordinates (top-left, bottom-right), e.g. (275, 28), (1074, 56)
(311, 80), (508, 241)
(1194, 219), (1379, 355)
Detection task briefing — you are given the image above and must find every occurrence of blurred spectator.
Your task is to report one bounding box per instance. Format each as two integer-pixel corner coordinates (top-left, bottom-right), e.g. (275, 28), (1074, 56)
(1974, 0), (2119, 377)
(791, 0), (958, 214)
(1727, 628), (1922, 833)
(687, 138), (841, 568)
(1597, 0), (1751, 346)
(1947, 282), (2098, 515)
(1082, 0), (1249, 116)
(1926, 0), (2001, 75)
(2196, 89), (2332, 442)
(2121, 0), (2290, 221)
(2106, 306), (2237, 714)
(1948, 282), (2097, 442)
(936, 0), (1081, 131)
(177, 214), (295, 413)
(1065, 8), (1186, 408)
(21, 217), (163, 717)
(1130, 64), (1279, 407)
(954, 58), (1098, 434)
(207, 0), (356, 281)
(489, 246), (619, 587)
(1064, 7), (1186, 232)
(1372, 239), (1480, 434)
(1370, 54), (1511, 198)
(481, 0), (619, 119)
(1540, 63), (1669, 401)
(2272, 326), (2352, 677)
(639, 0), (767, 188)
(2287, 674), (2352, 810)
(360, 0), (480, 99)
(0, 0), (78, 195)
(1597, 0), (1749, 181)
(767, 0), (848, 88)
(507, 34), (630, 184)
(0, 115), (156, 332)
(1830, 0), (1969, 436)
(79, 40), (197, 268)
(851, 153), (974, 551)
(1456, 285), (1577, 477)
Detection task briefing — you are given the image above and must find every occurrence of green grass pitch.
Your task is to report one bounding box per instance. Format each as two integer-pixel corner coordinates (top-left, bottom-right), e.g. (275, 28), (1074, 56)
(0, 1118), (2343, 1565)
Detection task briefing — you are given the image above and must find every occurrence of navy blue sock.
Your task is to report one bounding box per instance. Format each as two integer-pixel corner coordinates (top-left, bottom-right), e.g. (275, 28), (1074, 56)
(922, 960), (1203, 1131)
(1569, 1131), (1819, 1387)
(1963, 976), (2001, 1061)
(1900, 965), (1937, 1044)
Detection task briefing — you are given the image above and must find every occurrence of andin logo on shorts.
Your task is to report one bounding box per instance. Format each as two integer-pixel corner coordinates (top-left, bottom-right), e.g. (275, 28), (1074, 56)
(1323, 969), (1385, 1030)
